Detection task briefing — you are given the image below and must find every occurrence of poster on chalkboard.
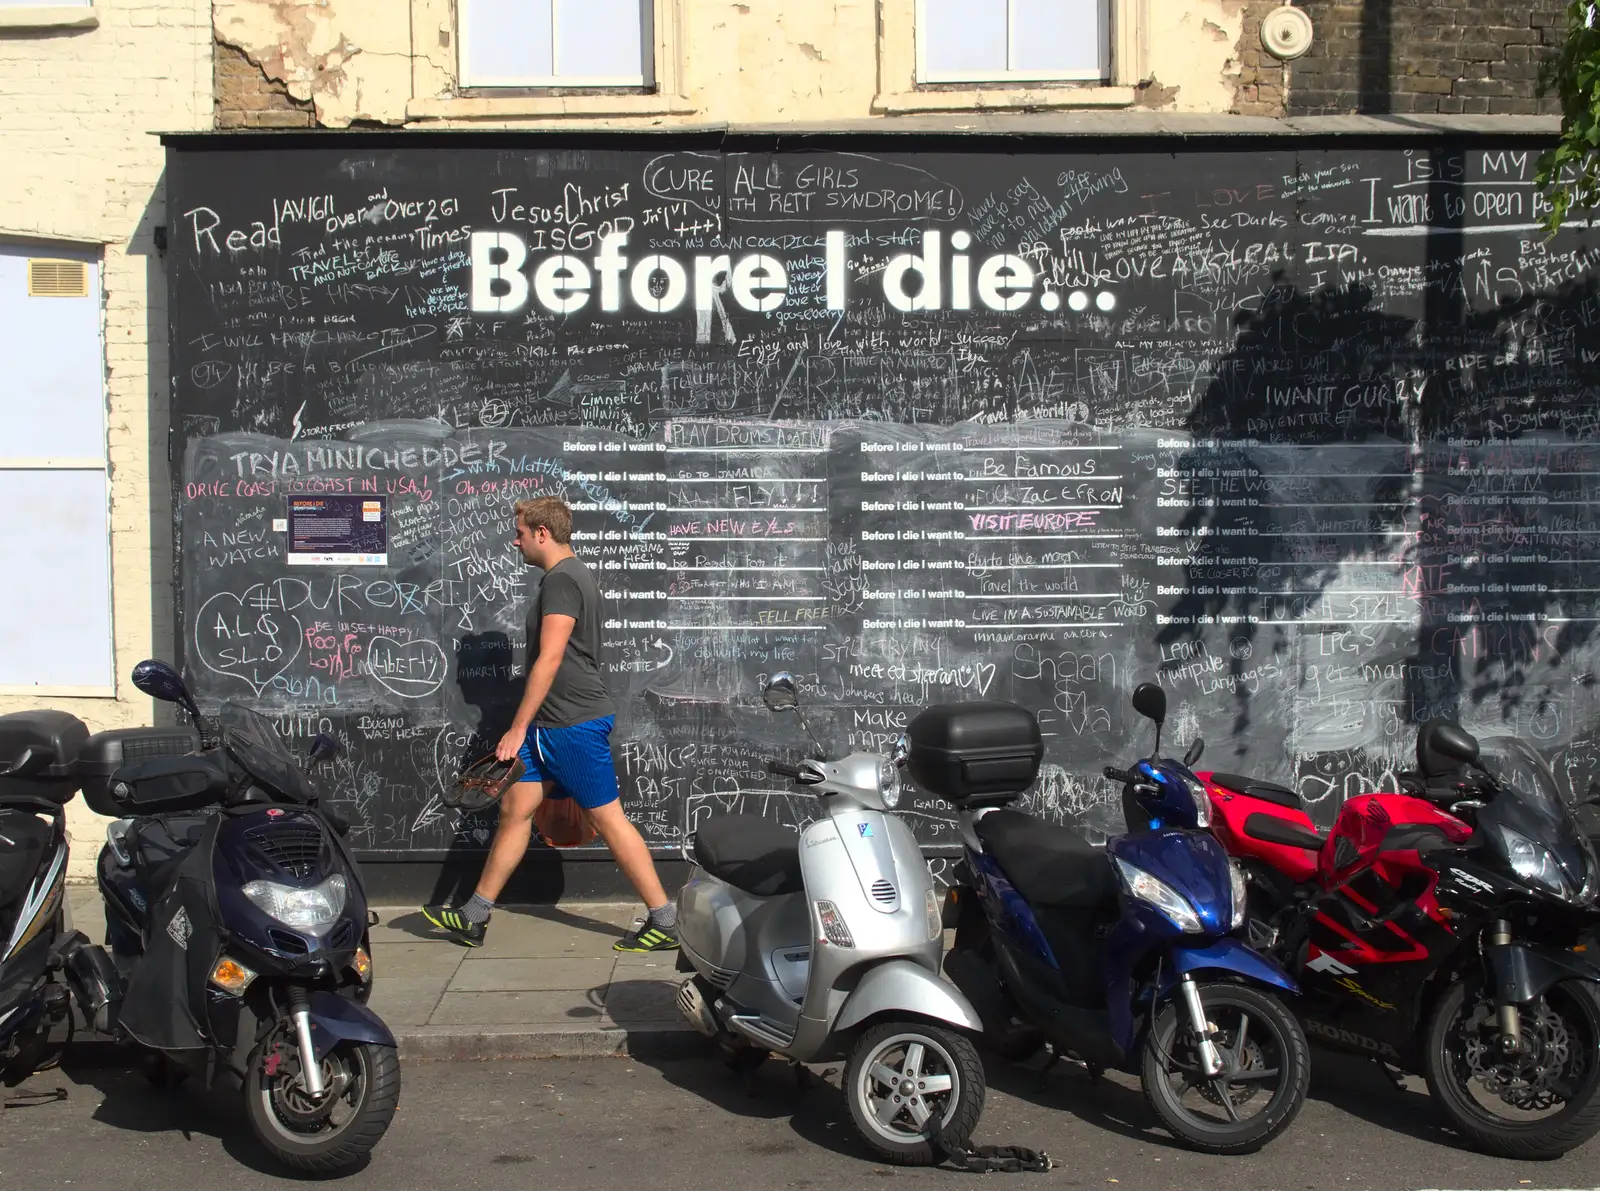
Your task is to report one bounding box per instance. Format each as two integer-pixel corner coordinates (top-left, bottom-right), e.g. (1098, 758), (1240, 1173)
(164, 136), (1600, 863)
(286, 495), (388, 566)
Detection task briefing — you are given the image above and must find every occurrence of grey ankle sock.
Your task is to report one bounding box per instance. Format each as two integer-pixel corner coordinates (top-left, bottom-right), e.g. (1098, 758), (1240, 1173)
(648, 902), (677, 930)
(461, 893), (494, 924)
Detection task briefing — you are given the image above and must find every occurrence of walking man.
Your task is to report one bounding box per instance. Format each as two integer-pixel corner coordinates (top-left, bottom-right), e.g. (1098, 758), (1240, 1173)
(424, 495), (679, 952)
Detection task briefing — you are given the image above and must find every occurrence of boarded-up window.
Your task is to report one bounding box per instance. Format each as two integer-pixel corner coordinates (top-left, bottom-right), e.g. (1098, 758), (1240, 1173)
(919, 0), (1109, 83)
(460, 0), (654, 87)
(0, 244), (113, 692)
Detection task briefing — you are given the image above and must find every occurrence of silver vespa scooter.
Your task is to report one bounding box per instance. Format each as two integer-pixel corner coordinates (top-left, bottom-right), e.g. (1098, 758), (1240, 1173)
(674, 673), (986, 1166)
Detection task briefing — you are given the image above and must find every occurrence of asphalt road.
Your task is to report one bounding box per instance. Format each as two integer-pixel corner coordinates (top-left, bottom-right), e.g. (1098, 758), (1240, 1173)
(1, 1047), (1595, 1191)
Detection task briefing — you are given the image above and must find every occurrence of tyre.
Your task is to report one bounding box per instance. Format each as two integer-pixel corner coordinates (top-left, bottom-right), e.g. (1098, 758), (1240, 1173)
(1142, 981), (1309, 1154)
(1424, 977), (1600, 1160)
(844, 1020), (986, 1166)
(243, 1030), (401, 1174)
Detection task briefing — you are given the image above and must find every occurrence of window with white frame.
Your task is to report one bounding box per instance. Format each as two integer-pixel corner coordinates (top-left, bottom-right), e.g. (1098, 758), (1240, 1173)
(460, 0), (655, 88)
(0, 244), (114, 693)
(918, 0), (1108, 83)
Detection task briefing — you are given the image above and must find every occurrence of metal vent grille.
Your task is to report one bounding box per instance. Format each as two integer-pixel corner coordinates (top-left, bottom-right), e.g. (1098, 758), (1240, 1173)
(121, 733), (194, 763)
(28, 259), (88, 298)
(870, 879), (897, 904)
(244, 820), (323, 879)
(268, 928), (309, 954)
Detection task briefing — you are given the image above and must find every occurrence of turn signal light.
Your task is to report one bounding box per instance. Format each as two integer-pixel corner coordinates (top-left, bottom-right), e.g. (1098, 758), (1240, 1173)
(815, 900), (855, 948)
(209, 957), (257, 995)
(350, 946), (373, 982)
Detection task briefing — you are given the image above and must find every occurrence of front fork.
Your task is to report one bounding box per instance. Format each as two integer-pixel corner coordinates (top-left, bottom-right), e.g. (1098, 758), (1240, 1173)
(1178, 975), (1226, 1077)
(1489, 918), (1522, 1056)
(286, 986), (326, 1098)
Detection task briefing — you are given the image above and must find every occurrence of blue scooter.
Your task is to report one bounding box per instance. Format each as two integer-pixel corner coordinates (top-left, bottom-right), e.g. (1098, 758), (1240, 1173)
(912, 685), (1310, 1154)
(61, 660), (399, 1174)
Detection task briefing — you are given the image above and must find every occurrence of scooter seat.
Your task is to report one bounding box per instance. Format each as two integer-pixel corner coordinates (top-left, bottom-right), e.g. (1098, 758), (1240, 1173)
(692, 814), (804, 898)
(974, 809), (1116, 909)
(1209, 772), (1303, 811)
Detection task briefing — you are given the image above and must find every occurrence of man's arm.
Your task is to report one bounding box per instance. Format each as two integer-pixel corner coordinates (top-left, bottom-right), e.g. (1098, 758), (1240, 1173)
(496, 614), (576, 761)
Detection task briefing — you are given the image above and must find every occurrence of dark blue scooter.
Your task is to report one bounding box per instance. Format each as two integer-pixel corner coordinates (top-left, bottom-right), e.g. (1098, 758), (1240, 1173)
(912, 685), (1310, 1154)
(62, 660), (399, 1174)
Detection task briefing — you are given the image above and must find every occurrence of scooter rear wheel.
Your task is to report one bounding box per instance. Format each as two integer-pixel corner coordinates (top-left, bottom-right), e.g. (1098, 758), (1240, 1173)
(845, 1020), (986, 1166)
(1142, 981), (1309, 1154)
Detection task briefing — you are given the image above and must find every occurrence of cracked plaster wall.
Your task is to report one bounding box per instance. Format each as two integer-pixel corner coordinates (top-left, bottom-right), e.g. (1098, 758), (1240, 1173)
(214, 0), (411, 127)
(214, 0), (1272, 128)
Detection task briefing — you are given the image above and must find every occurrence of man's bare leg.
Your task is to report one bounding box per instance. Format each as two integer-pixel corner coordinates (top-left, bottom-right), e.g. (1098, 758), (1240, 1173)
(422, 780), (543, 945)
(585, 799), (669, 909)
(475, 779), (545, 903)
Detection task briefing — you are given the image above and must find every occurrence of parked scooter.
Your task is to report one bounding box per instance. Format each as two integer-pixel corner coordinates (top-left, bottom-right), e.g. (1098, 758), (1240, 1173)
(59, 660), (399, 1174)
(1201, 719), (1600, 1159)
(929, 687), (1311, 1154)
(0, 711), (90, 1086)
(674, 673), (988, 1166)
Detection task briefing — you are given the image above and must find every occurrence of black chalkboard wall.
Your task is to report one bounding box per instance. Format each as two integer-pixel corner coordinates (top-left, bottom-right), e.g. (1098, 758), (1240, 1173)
(165, 133), (1600, 864)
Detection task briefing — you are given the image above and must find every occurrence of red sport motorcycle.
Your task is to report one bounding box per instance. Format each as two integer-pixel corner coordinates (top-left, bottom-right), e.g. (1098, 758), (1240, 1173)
(1193, 720), (1600, 1159)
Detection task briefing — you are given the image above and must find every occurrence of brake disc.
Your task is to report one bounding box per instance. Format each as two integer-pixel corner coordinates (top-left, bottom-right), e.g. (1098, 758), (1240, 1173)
(1463, 996), (1576, 1112)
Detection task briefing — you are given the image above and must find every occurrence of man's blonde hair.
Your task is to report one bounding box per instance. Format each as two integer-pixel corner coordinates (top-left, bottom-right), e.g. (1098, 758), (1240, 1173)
(515, 496), (573, 544)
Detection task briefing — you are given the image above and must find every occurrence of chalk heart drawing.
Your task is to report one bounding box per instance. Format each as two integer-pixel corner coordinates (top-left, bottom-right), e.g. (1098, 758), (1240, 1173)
(366, 637), (448, 700)
(195, 588), (303, 695)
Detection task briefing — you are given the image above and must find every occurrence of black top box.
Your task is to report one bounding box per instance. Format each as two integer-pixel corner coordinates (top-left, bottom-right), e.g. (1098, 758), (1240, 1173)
(905, 701), (1042, 805)
(78, 727), (202, 818)
(0, 710), (90, 805)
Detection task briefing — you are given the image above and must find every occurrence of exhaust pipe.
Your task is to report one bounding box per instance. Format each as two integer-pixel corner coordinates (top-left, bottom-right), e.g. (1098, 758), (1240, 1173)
(675, 976), (719, 1038)
(60, 938), (123, 1035)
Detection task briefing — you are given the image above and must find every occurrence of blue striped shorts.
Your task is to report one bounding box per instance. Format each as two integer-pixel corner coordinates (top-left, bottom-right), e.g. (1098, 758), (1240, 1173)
(516, 715), (620, 810)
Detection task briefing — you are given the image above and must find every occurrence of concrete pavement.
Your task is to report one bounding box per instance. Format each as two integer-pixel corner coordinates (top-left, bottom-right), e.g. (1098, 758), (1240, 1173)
(66, 890), (701, 1061)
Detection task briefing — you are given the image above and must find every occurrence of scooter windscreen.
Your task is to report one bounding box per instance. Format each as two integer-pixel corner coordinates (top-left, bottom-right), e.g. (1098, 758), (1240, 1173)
(1476, 737), (1598, 906)
(217, 703), (317, 804)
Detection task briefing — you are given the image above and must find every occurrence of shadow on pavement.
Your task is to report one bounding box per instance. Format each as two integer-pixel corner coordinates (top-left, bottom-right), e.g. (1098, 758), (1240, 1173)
(1304, 1049), (1458, 1149)
(976, 1047), (1187, 1151)
(629, 1049), (882, 1165)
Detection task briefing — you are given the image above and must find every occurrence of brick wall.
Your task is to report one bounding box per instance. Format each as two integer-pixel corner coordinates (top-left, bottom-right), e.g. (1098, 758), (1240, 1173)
(214, 39), (314, 128)
(1235, 1), (1291, 116)
(1286, 0), (1569, 116)
(0, 1), (212, 874)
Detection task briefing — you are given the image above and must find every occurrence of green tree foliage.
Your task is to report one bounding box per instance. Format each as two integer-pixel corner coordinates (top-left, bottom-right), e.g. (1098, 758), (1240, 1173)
(1538, 1), (1600, 233)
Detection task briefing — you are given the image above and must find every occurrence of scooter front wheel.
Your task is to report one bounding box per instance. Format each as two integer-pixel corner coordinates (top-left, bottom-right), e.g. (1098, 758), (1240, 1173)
(845, 1020), (986, 1166)
(243, 1030), (401, 1173)
(1142, 981), (1309, 1154)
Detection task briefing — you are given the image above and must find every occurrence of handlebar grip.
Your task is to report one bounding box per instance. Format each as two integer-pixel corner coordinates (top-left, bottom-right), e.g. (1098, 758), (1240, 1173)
(766, 760), (804, 780)
(1103, 766), (1134, 784)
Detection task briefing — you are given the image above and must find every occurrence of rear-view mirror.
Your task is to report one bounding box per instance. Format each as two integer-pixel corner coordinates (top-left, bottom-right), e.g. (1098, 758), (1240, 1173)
(1131, 682), (1166, 725)
(762, 672), (799, 712)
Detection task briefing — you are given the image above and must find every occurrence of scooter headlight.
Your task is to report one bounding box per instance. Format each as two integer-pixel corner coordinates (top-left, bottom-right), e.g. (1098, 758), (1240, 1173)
(242, 873), (348, 934)
(877, 757), (901, 809)
(1229, 860), (1248, 930)
(1112, 855), (1203, 933)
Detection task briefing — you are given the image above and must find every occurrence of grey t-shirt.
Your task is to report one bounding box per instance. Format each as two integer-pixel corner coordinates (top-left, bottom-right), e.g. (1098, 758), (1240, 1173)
(526, 555), (615, 728)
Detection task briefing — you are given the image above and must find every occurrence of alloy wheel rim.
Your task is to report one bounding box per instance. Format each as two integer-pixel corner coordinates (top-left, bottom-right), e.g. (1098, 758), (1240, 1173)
(855, 1032), (961, 1143)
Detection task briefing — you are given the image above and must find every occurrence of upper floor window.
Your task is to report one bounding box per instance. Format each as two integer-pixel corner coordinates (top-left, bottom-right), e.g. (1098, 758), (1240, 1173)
(460, 0), (655, 88)
(918, 0), (1108, 84)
